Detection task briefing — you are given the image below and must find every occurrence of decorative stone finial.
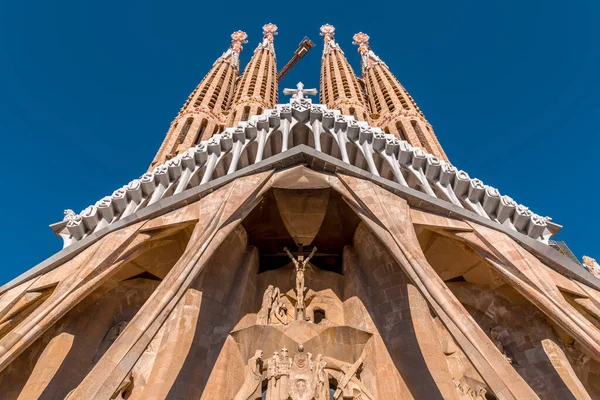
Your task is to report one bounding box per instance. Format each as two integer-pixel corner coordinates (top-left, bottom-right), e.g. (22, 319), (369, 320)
(257, 23), (278, 51)
(320, 24), (340, 56)
(353, 32), (386, 70)
(582, 256), (600, 278)
(262, 23), (278, 41)
(217, 30), (248, 68)
(63, 209), (76, 221)
(320, 24), (335, 39)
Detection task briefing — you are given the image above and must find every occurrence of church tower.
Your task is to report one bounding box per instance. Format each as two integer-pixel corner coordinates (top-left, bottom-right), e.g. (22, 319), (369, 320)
(1, 23), (599, 400)
(150, 31), (247, 168)
(353, 32), (447, 160)
(229, 23), (278, 126)
(319, 24), (369, 121)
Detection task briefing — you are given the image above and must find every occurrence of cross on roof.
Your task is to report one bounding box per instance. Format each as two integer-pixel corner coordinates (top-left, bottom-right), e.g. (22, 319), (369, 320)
(283, 82), (317, 100)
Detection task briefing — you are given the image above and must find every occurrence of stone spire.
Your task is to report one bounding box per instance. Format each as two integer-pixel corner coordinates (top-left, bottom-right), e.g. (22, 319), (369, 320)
(319, 24), (369, 121)
(150, 31), (248, 169)
(353, 32), (447, 160)
(229, 24), (279, 126)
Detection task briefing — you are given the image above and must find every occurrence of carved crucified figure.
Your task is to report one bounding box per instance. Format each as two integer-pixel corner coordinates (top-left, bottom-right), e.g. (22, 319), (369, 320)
(284, 245), (317, 321)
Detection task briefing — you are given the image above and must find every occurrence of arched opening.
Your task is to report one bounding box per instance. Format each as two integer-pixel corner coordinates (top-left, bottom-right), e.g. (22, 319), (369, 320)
(178, 117), (193, 144)
(238, 141), (259, 170)
(395, 121), (407, 141)
(287, 123), (315, 149)
(241, 106), (251, 122)
(263, 130), (282, 160)
(194, 119), (208, 144)
(349, 107), (356, 119)
(314, 308), (326, 324)
(185, 165), (207, 189)
(411, 120), (432, 153)
(171, 117), (193, 153)
(345, 143), (369, 173)
(212, 152), (233, 180)
(320, 132), (342, 161)
(373, 153), (396, 182)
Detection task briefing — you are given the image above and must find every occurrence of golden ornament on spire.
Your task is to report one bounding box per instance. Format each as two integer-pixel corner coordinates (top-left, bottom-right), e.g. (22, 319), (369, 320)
(352, 32), (370, 55)
(320, 24), (335, 42)
(262, 23), (278, 43)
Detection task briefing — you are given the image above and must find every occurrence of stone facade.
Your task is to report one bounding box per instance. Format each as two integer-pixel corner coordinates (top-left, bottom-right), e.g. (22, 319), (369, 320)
(1, 24), (599, 400)
(229, 24), (279, 127)
(352, 32), (447, 160)
(150, 31), (248, 168)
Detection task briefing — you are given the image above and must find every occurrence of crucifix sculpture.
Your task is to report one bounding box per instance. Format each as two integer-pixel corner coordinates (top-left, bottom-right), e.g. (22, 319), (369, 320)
(282, 82), (317, 100)
(284, 244), (317, 321)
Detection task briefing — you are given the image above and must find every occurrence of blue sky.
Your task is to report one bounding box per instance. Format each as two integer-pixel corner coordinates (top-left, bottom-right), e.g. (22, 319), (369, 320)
(0, 0), (598, 284)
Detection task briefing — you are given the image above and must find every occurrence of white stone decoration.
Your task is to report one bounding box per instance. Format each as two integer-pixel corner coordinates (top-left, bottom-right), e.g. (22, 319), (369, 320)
(54, 95), (558, 248)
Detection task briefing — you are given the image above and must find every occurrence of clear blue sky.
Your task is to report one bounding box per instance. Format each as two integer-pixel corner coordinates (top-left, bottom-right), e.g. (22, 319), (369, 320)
(0, 0), (598, 284)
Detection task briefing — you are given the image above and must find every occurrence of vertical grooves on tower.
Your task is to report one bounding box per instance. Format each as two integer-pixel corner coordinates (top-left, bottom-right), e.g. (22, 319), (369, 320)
(353, 32), (448, 160)
(229, 24), (278, 126)
(319, 24), (368, 121)
(149, 30), (248, 169)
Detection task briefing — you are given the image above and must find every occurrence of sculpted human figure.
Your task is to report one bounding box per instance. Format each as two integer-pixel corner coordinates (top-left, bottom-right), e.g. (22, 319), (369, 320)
(284, 245), (317, 321)
(314, 354), (328, 400)
(270, 292), (289, 325)
(233, 350), (264, 400)
(293, 344), (313, 372)
(266, 351), (280, 400)
(277, 347), (293, 400)
(257, 285), (275, 324)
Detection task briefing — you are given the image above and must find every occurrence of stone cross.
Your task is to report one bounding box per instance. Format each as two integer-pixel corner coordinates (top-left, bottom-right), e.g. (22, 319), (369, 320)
(283, 82), (317, 100)
(284, 244), (317, 321)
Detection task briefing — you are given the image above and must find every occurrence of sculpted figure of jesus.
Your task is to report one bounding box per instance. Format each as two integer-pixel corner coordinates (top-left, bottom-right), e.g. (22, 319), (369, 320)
(284, 245), (317, 321)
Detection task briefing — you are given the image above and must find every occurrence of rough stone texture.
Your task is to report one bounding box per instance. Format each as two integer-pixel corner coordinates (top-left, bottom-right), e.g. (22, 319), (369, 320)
(3, 26), (600, 397)
(3, 166), (600, 399)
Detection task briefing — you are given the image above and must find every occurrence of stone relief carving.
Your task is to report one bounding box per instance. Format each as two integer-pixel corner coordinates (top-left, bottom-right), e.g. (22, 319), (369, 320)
(314, 354), (328, 400)
(277, 347), (293, 400)
(330, 358), (374, 400)
(257, 285), (288, 325)
(284, 246), (317, 321)
(288, 344), (316, 400)
(266, 351), (280, 400)
(454, 377), (488, 400)
(238, 342), (375, 400)
(582, 256), (600, 278)
(233, 350), (264, 400)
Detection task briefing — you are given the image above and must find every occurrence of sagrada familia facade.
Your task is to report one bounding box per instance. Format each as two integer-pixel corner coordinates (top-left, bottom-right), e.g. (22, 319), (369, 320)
(0, 24), (599, 400)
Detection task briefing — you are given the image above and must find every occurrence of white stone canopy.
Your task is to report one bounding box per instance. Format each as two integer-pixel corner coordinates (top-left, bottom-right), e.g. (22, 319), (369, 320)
(55, 97), (560, 248)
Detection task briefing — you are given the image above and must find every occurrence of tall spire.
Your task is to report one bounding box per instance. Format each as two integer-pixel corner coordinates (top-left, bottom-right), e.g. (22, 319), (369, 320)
(319, 24), (369, 121)
(150, 31), (247, 168)
(353, 32), (447, 160)
(229, 24), (279, 125)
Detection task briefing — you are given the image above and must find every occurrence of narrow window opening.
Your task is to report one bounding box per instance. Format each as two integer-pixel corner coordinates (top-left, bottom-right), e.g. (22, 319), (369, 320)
(194, 119), (208, 144)
(241, 106), (250, 121)
(314, 309), (326, 324)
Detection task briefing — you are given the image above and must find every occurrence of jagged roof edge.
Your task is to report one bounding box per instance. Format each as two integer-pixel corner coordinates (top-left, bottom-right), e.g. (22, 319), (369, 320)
(58, 102), (558, 249)
(2, 146), (598, 295)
